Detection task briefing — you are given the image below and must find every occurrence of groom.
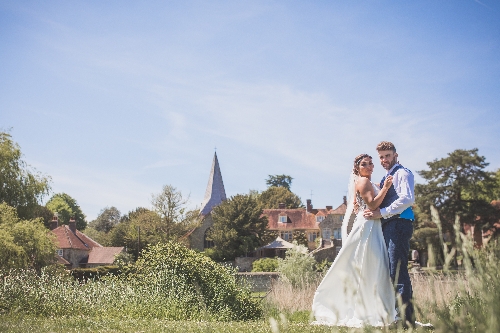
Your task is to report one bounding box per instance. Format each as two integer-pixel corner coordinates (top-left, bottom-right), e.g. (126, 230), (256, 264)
(364, 141), (415, 327)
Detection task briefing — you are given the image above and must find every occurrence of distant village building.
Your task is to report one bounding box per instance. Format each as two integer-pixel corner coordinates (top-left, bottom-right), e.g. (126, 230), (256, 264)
(186, 152), (227, 251)
(261, 197), (354, 253)
(50, 215), (124, 268)
(185, 151), (355, 262)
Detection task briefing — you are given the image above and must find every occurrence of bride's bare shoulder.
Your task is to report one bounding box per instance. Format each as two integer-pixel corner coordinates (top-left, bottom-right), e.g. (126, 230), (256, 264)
(355, 176), (371, 189)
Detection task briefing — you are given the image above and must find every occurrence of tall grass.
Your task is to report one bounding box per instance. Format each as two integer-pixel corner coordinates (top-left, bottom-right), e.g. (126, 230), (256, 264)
(262, 207), (500, 332)
(0, 242), (261, 321)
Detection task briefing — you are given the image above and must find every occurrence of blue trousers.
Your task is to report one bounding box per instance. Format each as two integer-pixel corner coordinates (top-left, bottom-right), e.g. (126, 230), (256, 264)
(382, 218), (414, 324)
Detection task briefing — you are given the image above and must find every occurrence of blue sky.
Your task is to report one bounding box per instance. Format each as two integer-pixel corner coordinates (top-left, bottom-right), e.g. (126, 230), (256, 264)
(1, 1), (499, 221)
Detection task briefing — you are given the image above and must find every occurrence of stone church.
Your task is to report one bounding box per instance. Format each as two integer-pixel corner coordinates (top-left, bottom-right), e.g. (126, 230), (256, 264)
(185, 152), (227, 251)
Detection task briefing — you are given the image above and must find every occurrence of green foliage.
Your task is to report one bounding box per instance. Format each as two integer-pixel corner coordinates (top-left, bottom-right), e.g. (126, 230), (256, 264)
(418, 208), (500, 332)
(88, 206), (121, 233)
(266, 174), (293, 190)
(70, 265), (121, 282)
(209, 194), (268, 261)
(276, 243), (316, 288)
(315, 259), (332, 273)
(292, 230), (308, 247)
(416, 148), (500, 235)
(0, 203), (57, 270)
(0, 131), (51, 219)
(252, 258), (278, 272)
(151, 185), (200, 239)
(0, 242), (262, 321)
(46, 193), (87, 230)
(258, 186), (304, 209)
(109, 207), (164, 258)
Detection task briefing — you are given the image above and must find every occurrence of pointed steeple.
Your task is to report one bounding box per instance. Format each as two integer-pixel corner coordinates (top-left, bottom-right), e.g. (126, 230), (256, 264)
(200, 152), (227, 216)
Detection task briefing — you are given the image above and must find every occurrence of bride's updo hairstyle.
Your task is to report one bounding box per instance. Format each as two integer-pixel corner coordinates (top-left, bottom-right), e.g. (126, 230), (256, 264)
(353, 154), (372, 175)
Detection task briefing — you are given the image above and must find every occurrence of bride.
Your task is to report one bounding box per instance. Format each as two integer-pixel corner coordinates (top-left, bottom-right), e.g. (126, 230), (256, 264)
(312, 153), (396, 327)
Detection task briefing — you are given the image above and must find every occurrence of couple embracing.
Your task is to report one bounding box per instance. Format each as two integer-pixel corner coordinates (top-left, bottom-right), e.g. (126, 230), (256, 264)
(312, 141), (416, 328)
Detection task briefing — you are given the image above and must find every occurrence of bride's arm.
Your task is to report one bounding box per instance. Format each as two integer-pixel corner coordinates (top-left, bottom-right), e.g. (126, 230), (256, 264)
(356, 176), (393, 210)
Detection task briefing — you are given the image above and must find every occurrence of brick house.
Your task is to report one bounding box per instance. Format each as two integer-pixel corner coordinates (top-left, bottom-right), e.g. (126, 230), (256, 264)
(50, 215), (124, 268)
(261, 197), (354, 252)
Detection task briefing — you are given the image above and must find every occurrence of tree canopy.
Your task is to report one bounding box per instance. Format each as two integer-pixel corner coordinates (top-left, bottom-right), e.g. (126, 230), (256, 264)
(88, 206), (121, 233)
(0, 131), (51, 219)
(415, 148), (500, 233)
(46, 193), (87, 230)
(208, 194), (268, 261)
(151, 185), (199, 239)
(258, 186), (303, 209)
(266, 174), (293, 190)
(0, 202), (57, 270)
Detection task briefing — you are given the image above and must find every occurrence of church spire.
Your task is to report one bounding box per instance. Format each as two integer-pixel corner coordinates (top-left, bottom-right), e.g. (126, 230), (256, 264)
(200, 152), (227, 216)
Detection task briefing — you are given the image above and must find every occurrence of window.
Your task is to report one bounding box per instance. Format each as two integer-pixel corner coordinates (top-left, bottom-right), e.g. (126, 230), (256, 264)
(333, 228), (342, 240)
(204, 229), (214, 249)
(316, 215), (325, 222)
(280, 231), (293, 241)
(278, 215), (287, 223)
(322, 228), (331, 240)
(339, 215), (344, 221)
(57, 249), (63, 257)
(308, 231), (319, 242)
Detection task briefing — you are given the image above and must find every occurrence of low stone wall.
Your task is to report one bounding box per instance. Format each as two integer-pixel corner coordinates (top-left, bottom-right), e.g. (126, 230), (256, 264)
(236, 272), (279, 292)
(312, 246), (337, 263)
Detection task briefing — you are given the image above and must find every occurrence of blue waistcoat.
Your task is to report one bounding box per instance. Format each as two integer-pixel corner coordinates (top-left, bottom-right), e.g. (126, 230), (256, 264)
(380, 165), (414, 221)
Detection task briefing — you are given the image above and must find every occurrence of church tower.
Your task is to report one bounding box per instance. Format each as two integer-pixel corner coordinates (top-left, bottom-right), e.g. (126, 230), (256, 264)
(200, 152), (227, 216)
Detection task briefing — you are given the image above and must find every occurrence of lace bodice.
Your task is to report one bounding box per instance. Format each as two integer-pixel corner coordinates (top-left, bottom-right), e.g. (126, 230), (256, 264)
(355, 182), (380, 213)
(355, 192), (366, 213)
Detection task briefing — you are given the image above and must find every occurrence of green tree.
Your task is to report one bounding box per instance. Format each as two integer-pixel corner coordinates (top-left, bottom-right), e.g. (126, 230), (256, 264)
(208, 194), (268, 261)
(46, 193), (87, 230)
(276, 243), (316, 288)
(251, 257), (278, 272)
(293, 230), (309, 247)
(88, 206), (121, 233)
(151, 185), (199, 239)
(0, 131), (51, 219)
(258, 186), (303, 209)
(109, 207), (163, 258)
(416, 149), (499, 235)
(0, 202), (57, 270)
(266, 174), (293, 190)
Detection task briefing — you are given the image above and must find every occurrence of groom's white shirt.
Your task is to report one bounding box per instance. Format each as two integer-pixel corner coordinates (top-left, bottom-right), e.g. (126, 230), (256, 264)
(380, 163), (415, 218)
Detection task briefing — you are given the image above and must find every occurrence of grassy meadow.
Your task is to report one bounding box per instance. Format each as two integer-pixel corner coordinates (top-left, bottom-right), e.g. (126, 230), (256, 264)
(1, 234), (500, 333)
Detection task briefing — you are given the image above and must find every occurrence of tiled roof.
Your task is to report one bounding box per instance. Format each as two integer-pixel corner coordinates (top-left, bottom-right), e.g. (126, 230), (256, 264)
(262, 208), (318, 230)
(262, 201), (347, 231)
(56, 255), (71, 266)
(258, 236), (295, 249)
(52, 225), (102, 250)
(87, 247), (124, 264)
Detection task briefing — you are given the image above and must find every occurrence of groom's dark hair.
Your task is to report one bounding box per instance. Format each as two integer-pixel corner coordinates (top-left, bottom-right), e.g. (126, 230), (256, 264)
(376, 141), (396, 153)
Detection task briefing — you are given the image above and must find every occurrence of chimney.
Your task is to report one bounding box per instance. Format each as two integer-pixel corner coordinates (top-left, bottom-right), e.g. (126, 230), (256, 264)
(306, 199), (313, 212)
(343, 196), (347, 206)
(326, 206), (332, 211)
(50, 214), (58, 230)
(278, 203), (286, 209)
(69, 216), (77, 234)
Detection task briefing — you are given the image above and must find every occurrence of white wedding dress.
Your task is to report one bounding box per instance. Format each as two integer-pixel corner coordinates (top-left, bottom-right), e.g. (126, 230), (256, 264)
(312, 182), (396, 327)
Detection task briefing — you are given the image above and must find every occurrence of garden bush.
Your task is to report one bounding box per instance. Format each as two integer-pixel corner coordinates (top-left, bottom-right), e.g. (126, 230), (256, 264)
(276, 243), (316, 288)
(0, 241), (262, 321)
(252, 258), (278, 272)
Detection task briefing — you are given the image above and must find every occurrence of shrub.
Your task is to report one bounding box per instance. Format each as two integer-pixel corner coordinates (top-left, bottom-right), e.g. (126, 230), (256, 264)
(129, 242), (263, 321)
(252, 258), (278, 272)
(276, 243), (316, 288)
(0, 241), (262, 321)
